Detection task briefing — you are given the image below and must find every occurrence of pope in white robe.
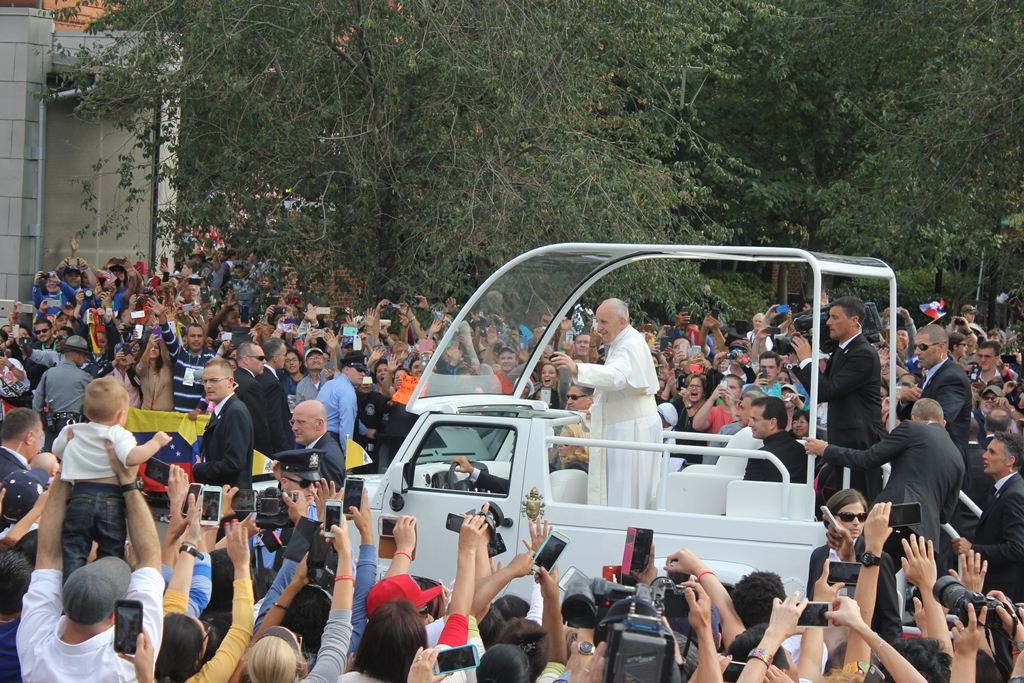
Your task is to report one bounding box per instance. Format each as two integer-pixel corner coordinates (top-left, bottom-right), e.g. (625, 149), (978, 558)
(551, 298), (662, 508)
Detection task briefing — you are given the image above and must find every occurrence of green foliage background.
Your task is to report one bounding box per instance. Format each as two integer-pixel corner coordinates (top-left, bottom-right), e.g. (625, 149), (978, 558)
(59, 0), (1024, 317)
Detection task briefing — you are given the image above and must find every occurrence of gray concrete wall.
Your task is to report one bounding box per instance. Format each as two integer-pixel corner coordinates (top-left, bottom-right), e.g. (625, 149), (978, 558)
(0, 7), (50, 300)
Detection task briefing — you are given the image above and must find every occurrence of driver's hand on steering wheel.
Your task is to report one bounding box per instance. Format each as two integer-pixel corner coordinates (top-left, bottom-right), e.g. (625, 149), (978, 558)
(452, 455), (474, 475)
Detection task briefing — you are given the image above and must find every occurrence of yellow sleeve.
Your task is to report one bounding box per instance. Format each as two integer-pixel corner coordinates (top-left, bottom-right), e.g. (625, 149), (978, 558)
(163, 588), (189, 615)
(187, 578), (255, 683)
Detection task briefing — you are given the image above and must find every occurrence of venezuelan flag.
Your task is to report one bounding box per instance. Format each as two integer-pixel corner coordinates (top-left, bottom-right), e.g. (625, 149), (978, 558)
(126, 407), (269, 490)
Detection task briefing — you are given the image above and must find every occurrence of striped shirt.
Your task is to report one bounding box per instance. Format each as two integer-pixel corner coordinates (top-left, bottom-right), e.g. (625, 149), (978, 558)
(161, 322), (214, 412)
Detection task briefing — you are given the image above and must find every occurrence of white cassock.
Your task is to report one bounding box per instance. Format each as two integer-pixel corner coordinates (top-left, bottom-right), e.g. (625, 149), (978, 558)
(575, 325), (662, 508)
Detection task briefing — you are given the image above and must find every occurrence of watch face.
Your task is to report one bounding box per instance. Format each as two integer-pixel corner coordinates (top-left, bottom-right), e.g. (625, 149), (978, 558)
(578, 641), (594, 655)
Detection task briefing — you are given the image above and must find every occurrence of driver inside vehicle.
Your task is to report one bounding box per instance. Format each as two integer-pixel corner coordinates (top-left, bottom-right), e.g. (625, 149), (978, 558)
(452, 455), (510, 495)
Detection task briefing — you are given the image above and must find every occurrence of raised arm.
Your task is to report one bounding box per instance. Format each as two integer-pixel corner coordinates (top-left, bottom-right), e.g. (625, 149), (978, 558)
(105, 438), (161, 570)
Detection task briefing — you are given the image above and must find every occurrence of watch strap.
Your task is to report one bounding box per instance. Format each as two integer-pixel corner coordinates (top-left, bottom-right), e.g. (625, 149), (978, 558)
(121, 479), (143, 494)
(179, 542), (205, 560)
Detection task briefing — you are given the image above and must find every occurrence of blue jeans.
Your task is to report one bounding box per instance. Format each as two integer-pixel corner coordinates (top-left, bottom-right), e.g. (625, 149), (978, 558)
(62, 483), (127, 581)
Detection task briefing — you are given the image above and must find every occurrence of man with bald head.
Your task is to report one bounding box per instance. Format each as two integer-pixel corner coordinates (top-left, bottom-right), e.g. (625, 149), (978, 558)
(290, 400), (346, 486)
(551, 298), (661, 508)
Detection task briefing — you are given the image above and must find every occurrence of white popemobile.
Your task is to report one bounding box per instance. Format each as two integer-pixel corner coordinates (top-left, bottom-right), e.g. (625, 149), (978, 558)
(357, 244), (919, 596)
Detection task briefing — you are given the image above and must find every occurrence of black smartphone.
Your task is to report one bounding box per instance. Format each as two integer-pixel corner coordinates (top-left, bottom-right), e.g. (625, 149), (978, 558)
(283, 517), (320, 562)
(114, 600), (143, 655)
(343, 478), (364, 516)
(308, 533), (330, 570)
(144, 458), (170, 486)
(233, 489), (256, 515)
(723, 661), (746, 683)
(434, 644), (480, 674)
(888, 502), (922, 528)
(182, 483), (203, 515)
(828, 561), (861, 586)
(630, 527), (654, 574)
(797, 601), (830, 627)
(1001, 354), (1017, 365)
(534, 531), (569, 571)
(379, 516), (398, 538)
(446, 512), (465, 533)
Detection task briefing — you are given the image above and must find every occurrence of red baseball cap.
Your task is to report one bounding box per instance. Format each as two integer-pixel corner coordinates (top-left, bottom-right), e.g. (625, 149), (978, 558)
(366, 575), (443, 617)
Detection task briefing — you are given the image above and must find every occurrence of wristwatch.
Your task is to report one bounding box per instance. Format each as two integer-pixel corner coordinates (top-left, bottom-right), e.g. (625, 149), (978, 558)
(121, 478), (144, 495)
(178, 542), (205, 560)
(577, 641), (594, 655)
(860, 551), (881, 567)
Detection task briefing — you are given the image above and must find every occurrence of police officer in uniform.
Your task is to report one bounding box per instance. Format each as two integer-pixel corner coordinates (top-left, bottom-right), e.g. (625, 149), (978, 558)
(31, 335), (92, 449)
(252, 449), (324, 591)
(355, 375), (388, 458)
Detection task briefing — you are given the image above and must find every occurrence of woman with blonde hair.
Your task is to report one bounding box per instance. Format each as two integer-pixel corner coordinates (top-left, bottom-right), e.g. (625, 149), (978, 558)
(136, 331), (173, 411)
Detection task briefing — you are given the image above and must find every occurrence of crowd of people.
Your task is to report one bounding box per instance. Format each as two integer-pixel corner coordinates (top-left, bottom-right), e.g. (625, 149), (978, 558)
(1, 240), (1024, 681)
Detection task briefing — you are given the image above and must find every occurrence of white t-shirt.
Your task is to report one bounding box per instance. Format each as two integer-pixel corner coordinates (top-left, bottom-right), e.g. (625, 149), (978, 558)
(0, 358), (29, 397)
(52, 423), (137, 482)
(17, 567), (165, 682)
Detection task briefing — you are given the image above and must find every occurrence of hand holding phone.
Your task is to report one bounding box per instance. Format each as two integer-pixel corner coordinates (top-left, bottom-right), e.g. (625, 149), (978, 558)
(114, 600), (143, 655)
(323, 500), (343, 538)
(343, 478), (364, 518)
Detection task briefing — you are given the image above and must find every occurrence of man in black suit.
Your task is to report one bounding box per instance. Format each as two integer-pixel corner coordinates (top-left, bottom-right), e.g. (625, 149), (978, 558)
(194, 358), (254, 488)
(0, 409), (44, 479)
(290, 399), (346, 486)
(792, 296), (884, 500)
(896, 325), (972, 462)
(805, 398), (964, 549)
(952, 432), (1024, 602)
(743, 395), (807, 484)
(260, 338), (295, 454)
(234, 341), (273, 456)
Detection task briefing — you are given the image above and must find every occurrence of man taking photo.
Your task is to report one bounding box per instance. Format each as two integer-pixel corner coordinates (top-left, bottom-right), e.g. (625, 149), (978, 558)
(791, 296), (883, 500)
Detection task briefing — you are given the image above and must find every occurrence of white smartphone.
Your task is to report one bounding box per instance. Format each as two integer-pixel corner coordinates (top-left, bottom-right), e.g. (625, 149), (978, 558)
(200, 486), (223, 526)
(558, 566), (582, 592)
(323, 500), (343, 538)
(820, 505), (839, 528)
(131, 309), (146, 319)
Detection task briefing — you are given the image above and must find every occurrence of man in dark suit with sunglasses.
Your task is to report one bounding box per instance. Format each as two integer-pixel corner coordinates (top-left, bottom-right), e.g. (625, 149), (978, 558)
(805, 398), (964, 550)
(792, 296), (885, 501)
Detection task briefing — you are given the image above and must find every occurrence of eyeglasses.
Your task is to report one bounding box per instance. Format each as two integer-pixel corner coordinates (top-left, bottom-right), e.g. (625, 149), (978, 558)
(201, 377), (230, 386)
(284, 476), (314, 489)
(982, 394), (998, 400)
(246, 355), (266, 361)
(566, 393), (585, 400)
(914, 343), (932, 352)
(289, 418), (315, 426)
(33, 328), (49, 334)
(837, 512), (869, 523)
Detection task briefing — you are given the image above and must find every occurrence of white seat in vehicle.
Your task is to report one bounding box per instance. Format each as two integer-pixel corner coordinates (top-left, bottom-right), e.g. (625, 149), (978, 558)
(550, 469), (587, 504)
(663, 428), (762, 515)
(725, 480), (815, 520)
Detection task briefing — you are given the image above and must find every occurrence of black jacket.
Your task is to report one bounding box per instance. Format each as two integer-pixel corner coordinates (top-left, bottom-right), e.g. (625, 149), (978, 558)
(743, 431), (807, 484)
(897, 357), (972, 485)
(806, 543), (902, 642)
(257, 368), (294, 455)
(0, 446), (28, 480)
(822, 421), (964, 546)
(972, 472), (1024, 602)
(194, 394), (254, 488)
(234, 368), (272, 456)
(310, 433), (346, 487)
(797, 333), (884, 497)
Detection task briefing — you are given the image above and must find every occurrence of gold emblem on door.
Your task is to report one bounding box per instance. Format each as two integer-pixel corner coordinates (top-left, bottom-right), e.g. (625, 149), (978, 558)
(521, 487), (545, 521)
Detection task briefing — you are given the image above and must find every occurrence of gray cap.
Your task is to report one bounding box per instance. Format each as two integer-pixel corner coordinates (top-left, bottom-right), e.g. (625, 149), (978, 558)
(62, 556), (131, 625)
(62, 335), (90, 354)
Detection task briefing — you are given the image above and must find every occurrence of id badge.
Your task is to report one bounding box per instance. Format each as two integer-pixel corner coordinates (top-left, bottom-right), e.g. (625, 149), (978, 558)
(183, 367), (196, 387)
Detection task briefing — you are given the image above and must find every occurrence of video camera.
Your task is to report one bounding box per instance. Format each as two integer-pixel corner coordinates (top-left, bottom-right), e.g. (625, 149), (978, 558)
(561, 573), (682, 683)
(768, 301), (883, 356)
(443, 502), (508, 558)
